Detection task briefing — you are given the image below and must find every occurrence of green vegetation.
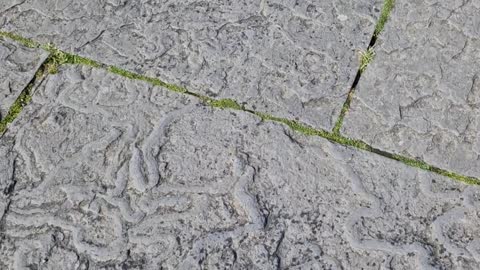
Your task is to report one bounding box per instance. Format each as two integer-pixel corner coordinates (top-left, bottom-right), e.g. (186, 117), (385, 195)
(1, 30), (478, 187)
(374, 0), (395, 36)
(359, 48), (375, 73)
(0, 31), (39, 48)
(256, 113), (480, 186)
(0, 57), (53, 134)
(108, 66), (187, 93)
(332, 91), (354, 134)
(0, 89), (32, 134)
(331, 0), (395, 136)
(208, 99), (244, 110)
(42, 43), (101, 70)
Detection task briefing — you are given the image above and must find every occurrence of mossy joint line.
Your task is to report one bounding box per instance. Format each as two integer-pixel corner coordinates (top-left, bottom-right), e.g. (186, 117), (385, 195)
(332, 0), (395, 134)
(0, 56), (58, 135)
(0, 29), (478, 187)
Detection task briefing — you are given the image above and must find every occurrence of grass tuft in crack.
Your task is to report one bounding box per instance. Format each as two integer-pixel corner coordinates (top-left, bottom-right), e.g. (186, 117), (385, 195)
(359, 48), (375, 73)
(374, 0), (396, 37)
(0, 56), (56, 135)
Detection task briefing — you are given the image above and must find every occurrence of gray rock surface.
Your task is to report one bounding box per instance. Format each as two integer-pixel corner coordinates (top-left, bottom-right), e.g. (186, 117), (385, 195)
(0, 0), (382, 129)
(1, 65), (480, 269)
(342, 0), (480, 176)
(0, 38), (48, 120)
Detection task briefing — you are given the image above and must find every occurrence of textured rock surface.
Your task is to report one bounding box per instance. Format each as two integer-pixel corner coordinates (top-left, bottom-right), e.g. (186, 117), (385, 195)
(0, 0), (382, 129)
(1, 65), (480, 269)
(0, 37), (48, 120)
(342, 0), (480, 176)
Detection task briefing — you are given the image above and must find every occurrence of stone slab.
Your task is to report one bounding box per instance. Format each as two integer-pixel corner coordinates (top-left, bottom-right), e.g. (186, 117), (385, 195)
(342, 0), (480, 177)
(0, 37), (48, 120)
(1, 65), (480, 269)
(0, 0), (382, 129)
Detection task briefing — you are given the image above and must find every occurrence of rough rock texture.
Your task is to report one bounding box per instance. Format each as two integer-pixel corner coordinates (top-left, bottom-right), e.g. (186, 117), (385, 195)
(0, 37), (48, 120)
(0, 0), (382, 129)
(1, 65), (480, 269)
(342, 0), (480, 177)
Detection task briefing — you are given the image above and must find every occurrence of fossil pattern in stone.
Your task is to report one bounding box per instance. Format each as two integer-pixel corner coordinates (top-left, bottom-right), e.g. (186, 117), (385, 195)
(1, 65), (480, 269)
(0, 38), (48, 120)
(0, 0), (382, 129)
(342, 0), (480, 177)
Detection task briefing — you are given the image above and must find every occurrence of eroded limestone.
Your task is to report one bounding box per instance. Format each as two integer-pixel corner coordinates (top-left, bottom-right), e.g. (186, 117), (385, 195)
(0, 0), (382, 129)
(0, 38), (48, 120)
(342, 0), (480, 177)
(0, 65), (479, 269)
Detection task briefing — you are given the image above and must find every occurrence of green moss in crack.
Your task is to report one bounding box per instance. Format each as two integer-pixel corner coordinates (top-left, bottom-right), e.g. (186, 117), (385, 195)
(42, 43), (101, 71)
(0, 57), (52, 134)
(65, 54), (101, 68)
(252, 111), (371, 152)
(108, 66), (188, 93)
(248, 112), (480, 186)
(1, 30), (478, 187)
(0, 31), (39, 48)
(332, 91), (355, 134)
(208, 99), (244, 110)
(0, 90), (31, 134)
(254, 112), (329, 137)
(435, 170), (480, 186)
(374, 0), (395, 37)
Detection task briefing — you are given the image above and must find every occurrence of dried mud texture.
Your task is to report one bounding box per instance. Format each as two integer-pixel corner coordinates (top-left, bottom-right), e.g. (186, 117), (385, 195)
(0, 0), (382, 129)
(1, 65), (480, 269)
(0, 37), (48, 120)
(342, 0), (480, 177)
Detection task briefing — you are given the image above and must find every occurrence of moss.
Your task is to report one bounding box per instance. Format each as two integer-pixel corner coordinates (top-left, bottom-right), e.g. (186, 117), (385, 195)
(42, 43), (101, 69)
(0, 31), (39, 48)
(0, 91), (30, 134)
(252, 111), (480, 186)
(208, 99), (244, 110)
(1, 30), (478, 187)
(332, 91), (355, 134)
(387, 153), (480, 186)
(66, 54), (101, 67)
(0, 57), (52, 134)
(108, 66), (188, 93)
(374, 0), (395, 37)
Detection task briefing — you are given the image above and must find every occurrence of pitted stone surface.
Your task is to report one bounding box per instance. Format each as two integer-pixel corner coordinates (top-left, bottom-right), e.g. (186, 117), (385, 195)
(0, 0), (382, 129)
(342, 0), (480, 177)
(0, 38), (48, 120)
(1, 65), (480, 269)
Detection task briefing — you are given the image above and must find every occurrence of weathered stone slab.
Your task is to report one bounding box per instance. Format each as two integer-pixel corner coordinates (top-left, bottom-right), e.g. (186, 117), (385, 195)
(0, 38), (48, 120)
(0, 0), (382, 129)
(342, 0), (480, 177)
(1, 65), (480, 269)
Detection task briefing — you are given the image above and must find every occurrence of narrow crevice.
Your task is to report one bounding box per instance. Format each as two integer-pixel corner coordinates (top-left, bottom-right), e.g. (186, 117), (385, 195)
(0, 54), (56, 136)
(0, 29), (478, 187)
(0, 160), (16, 239)
(332, 0), (395, 134)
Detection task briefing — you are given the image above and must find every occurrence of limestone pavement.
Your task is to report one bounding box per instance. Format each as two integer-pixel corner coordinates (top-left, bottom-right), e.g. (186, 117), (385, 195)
(0, 0), (480, 269)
